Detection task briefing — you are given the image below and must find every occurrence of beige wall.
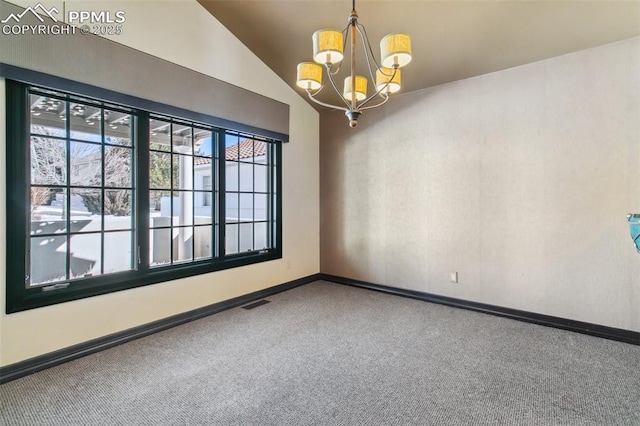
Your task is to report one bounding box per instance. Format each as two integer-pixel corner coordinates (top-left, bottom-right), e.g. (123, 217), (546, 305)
(321, 37), (640, 332)
(0, 1), (319, 366)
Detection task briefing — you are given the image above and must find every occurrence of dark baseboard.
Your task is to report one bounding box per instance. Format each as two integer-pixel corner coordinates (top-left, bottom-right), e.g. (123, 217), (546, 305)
(320, 273), (640, 346)
(4, 272), (636, 384)
(0, 273), (321, 384)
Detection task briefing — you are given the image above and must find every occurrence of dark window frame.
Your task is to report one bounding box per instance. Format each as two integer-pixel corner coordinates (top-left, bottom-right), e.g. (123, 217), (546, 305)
(6, 80), (282, 313)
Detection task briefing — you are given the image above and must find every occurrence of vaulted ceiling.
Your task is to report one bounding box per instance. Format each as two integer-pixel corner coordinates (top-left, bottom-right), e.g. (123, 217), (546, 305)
(198, 1), (640, 109)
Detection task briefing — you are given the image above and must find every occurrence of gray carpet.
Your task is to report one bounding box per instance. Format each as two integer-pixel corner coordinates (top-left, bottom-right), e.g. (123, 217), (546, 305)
(1, 280), (639, 425)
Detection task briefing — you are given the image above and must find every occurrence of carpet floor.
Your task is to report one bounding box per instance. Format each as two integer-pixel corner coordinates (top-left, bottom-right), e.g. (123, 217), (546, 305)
(1, 280), (639, 425)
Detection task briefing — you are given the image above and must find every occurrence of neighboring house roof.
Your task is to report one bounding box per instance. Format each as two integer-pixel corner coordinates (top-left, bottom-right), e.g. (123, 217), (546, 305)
(195, 139), (266, 165)
(227, 139), (267, 161)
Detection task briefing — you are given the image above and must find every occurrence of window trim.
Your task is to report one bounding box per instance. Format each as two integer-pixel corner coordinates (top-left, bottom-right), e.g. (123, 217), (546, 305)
(6, 80), (283, 313)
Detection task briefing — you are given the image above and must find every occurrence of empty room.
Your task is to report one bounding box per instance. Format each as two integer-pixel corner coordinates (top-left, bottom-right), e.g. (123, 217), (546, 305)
(1, 0), (639, 424)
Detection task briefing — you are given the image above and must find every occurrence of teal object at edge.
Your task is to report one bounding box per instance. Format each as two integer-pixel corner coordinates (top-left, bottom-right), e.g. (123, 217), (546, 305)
(629, 214), (640, 253)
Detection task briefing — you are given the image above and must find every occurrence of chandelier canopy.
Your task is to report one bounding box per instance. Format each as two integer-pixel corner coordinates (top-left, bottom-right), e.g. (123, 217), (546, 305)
(296, 0), (412, 127)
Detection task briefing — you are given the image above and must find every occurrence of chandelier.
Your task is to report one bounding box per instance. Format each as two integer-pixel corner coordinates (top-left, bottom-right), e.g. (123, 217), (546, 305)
(296, 0), (412, 127)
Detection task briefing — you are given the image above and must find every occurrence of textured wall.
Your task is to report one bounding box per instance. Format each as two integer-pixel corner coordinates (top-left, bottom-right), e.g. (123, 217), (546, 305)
(321, 38), (640, 331)
(0, 0), (319, 366)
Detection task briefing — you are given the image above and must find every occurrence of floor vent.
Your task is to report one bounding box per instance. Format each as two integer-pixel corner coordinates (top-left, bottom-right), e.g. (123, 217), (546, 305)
(241, 299), (271, 310)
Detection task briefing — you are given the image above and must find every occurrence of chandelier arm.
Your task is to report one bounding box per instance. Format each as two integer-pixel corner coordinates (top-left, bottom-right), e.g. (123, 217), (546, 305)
(356, 23), (385, 73)
(306, 90), (349, 112)
(332, 23), (350, 76)
(359, 93), (390, 111)
(329, 61), (342, 76)
(357, 67), (398, 110)
(324, 64), (353, 109)
(355, 24), (378, 87)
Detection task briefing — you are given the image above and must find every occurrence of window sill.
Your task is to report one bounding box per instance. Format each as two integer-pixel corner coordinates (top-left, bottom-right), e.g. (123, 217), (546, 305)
(7, 250), (282, 313)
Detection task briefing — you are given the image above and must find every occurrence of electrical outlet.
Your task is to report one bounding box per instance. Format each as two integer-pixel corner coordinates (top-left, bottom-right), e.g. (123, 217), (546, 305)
(450, 272), (458, 283)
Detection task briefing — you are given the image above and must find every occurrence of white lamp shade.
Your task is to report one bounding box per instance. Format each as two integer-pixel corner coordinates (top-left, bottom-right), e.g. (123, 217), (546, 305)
(380, 33), (412, 68)
(376, 67), (402, 94)
(343, 76), (367, 102)
(313, 29), (344, 65)
(296, 62), (323, 91)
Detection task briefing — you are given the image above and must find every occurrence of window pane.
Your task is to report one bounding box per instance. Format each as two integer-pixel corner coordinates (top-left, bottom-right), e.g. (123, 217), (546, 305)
(70, 188), (101, 228)
(225, 161), (238, 191)
(104, 110), (132, 146)
(150, 118), (171, 151)
(105, 146), (132, 188)
(195, 192), (213, 225)
(214, 191), (220, 224)
(239, 223), (253, 252)
(239, 163), (253, 192)
(195, 159), (213, 203)
(239, 193), (253, 221)
(254, 165), (268, 193)
(225, 134), (240, 160)
(202, 175), (212, 190)
(150, 190), (171, 219)
(226, 193), (239, 223)
(30, 216), (66, 236)
(238, 139), (254, 163)
(31, 187), (66, 223)
(70, 218), (95, 234)
(194, 225), (212, 260)
(173, 226), (193, 263)
(173, 123), (192, 148)
(150, 151), (172, 189)
(194, 130), (213, 157)
(104, 190), (133, 230)
(70, 142), (102, 187)
(172, 191), (194, 227)
(69, 233), (101, 279)
(30, 235), (67, 285)
(255, 222), (268, 250)
(195, 167), (213, 209)
(149, 227), (172, 267)
(31, 138), (66, 185)
(69, 104), (101, 141)
(173, 154), (193, 190)
(104, 231), (133, 273)
(226, 224), (238, 255)
(254, 141), (268, 164)
(255, 194), (267, 221)
(30, 95), (66, 137)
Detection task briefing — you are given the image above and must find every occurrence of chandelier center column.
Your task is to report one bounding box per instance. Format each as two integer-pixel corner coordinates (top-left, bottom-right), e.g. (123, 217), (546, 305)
(349, 9), (357, 111)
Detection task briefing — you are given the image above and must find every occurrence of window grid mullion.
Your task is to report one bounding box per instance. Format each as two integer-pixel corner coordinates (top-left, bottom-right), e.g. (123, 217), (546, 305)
(100, 107), (106, 275)
(169, 121), (174, 265)
(236, 146), (240, 253)
(191, 126), (195, 262)
(137, 111), (150, 271)
(218, 131), (226, 258)
(269, 143), (273, 250)
(65, 99), (71, 280)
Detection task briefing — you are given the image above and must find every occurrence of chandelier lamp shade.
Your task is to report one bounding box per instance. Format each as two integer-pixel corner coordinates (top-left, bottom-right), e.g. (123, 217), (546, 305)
(296, 0), (412, 127)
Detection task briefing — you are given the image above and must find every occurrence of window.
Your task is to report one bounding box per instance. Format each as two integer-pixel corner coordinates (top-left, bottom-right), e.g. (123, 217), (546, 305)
(6, 81), (282, 312)
(148, 116), (217, 266)
(28, 90), (136, 286)
(224, 134), (276, 255)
